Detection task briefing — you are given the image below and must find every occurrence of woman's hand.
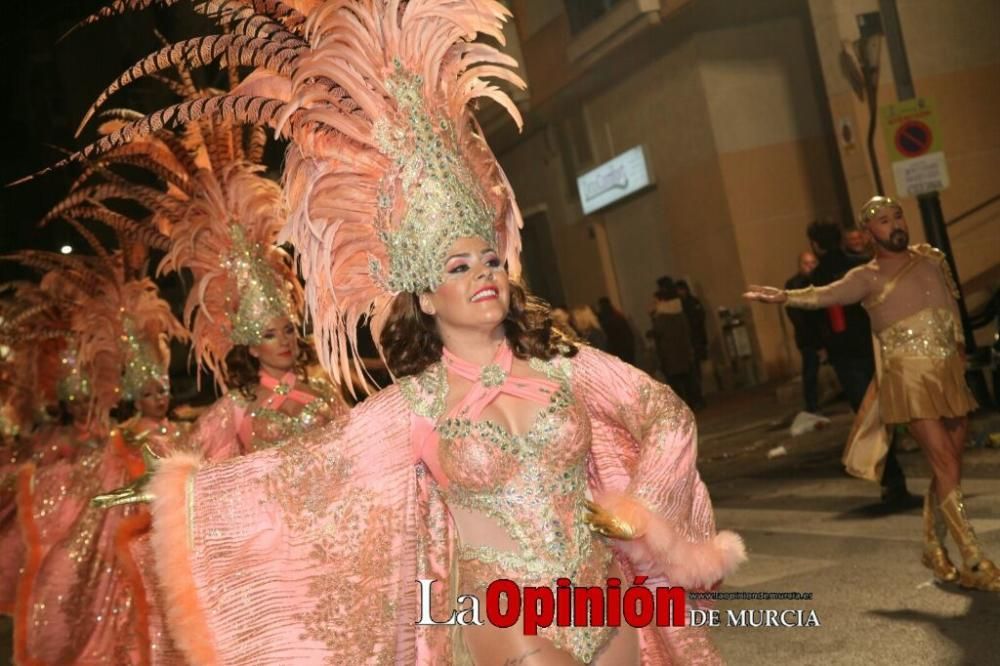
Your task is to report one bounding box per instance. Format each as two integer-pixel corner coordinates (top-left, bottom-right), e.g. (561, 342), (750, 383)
(92, 444), (160, 508)
(743, 285), (787, 304)
(583, 499), (639, 540)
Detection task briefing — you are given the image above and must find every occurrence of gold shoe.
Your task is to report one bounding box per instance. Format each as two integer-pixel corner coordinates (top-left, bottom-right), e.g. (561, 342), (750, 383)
(921, 490), (958, 582)
(939, 488), (1000, 592)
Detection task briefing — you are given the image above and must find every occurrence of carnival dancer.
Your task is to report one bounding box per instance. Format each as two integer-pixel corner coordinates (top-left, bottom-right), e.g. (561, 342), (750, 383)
(0, 275), (108, 618)
(41, 49), (349, 459)
(7, 240), (191, 665)
(146, 140), (346, 457)
(61, 2), (746, 663)
(745, 195), (993, 591)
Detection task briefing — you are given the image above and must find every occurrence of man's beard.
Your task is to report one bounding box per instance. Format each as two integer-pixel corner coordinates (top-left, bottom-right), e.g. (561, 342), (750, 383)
(874, 229), (909, 252)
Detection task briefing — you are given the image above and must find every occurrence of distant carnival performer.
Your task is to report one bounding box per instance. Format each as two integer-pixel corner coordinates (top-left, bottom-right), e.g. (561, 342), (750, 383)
(745, 196), (994, 591)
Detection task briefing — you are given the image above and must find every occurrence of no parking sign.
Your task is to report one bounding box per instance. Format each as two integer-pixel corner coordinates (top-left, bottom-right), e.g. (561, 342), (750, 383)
(880, 97), (949, 197)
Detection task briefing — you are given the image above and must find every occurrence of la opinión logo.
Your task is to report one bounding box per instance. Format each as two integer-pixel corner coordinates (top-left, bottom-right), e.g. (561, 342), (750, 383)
(415, 577), (686, 633)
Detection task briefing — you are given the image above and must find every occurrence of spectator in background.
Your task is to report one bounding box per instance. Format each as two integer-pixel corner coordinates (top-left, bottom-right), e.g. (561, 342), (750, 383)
(784, 251), (825, 413)
(843, 227), (872, 260)
(675, 279), (708, 409)
(597, 297), (636, 364)
(570, 304), (608, 351)
(808, 219), (913, 506)
(649, 278), (696, 405)
(550, 306), (572, 333)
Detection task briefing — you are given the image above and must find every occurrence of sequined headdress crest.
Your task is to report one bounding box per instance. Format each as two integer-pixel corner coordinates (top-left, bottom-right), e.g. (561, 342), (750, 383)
(56, 0), (526, 388)
(859, 195), (902, 225)
(159, 164), (301, 387)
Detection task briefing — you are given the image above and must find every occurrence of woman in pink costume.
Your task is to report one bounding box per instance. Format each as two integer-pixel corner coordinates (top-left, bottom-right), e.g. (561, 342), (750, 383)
(64, 1), (745, 663)
(11, 242), (188, 665)
(151, 156), (347, 458)
(88, 102), (346, 662)
(0, 277), (107, 619)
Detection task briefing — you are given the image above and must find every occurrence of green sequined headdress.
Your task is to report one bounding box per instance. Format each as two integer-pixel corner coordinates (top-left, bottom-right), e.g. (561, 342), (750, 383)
(159, 166), (302, 388)
(277, 0), (527, 388)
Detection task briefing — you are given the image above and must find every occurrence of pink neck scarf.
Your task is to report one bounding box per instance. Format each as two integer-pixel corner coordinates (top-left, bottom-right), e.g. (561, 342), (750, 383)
(414, 342), (560, 488)
(441, 342), (558, 419)
(237, 370), (316, 448)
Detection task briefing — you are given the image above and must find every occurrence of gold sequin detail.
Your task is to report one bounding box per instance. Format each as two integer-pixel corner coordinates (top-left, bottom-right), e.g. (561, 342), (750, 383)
(259, 426), (397, 664)
(237, 381), (341, 451)
(371, 65), (497, 293)
(224, 225), (296, 345)
(411, 355), (617, 663)
(878, 307), (959, 360)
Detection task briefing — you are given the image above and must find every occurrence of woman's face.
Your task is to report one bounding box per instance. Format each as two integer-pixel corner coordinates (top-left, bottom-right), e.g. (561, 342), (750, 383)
(420, 236), (510, 334)
(135, 379), (170, 420)
(249, 315), (299, 375)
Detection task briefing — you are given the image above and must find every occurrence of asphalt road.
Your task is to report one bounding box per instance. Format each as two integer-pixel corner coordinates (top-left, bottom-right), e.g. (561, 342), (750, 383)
(697, 394), (1000, 666)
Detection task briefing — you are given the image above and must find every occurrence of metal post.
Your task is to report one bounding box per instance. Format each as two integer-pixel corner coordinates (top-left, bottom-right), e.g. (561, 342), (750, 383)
(878, 0), (991, 407)
(877, 0), (977, 353)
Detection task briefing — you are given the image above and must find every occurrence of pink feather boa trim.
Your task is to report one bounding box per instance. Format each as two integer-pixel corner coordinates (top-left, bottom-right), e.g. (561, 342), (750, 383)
(149, 452), (220, 665)
(597, 492), (747, 590)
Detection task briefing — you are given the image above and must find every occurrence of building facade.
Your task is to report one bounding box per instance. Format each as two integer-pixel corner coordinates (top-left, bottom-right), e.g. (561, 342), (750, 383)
(489, 0), (1000, 388)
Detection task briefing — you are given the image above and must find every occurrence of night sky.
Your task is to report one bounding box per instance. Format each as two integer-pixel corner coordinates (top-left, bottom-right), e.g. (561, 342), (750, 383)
(0, 1), (282, 283)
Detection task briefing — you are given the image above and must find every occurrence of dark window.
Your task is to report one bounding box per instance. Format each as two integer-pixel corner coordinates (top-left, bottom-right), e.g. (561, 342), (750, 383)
(564, 0), (624, 34)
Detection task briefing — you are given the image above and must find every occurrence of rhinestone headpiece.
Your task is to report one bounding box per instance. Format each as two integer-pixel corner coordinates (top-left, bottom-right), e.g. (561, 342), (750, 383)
(120, 317), (170, 401)
(226, 225), (297, 346)
(859, 195), (902, 225)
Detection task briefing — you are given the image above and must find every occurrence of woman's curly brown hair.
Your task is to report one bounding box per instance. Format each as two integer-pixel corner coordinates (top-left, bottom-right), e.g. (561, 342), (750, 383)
(224, 339), (316, 398)
(380, 282), (578, 378)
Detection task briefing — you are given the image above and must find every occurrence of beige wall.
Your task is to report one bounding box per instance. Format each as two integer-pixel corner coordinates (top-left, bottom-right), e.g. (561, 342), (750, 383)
(696, 17), (846, 377)
(808, 0), (1000, 319)
(498, 0), (1000, 384)
(505, 14), (841, 380)
(583, 38), (745, 362)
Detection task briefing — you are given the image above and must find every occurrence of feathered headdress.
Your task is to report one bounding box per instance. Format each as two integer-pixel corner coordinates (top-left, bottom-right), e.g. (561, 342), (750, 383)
(49, 0), (526, 388)
(0, 281), (76, 428)
(158, 163), (301, 387)
(46, 61), (298, 389)
(3, 247), (186, 426)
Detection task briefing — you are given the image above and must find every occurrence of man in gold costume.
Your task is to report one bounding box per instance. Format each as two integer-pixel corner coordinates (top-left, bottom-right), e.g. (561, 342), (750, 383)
(746, 196), (997, 592)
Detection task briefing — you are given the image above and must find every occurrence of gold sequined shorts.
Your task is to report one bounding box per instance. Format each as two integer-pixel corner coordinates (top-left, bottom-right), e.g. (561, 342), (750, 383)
(880, 354), (977, 423)
(456, 544), (617, 663)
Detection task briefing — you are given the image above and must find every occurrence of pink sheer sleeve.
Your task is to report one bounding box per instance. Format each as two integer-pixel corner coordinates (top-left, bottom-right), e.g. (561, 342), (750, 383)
(182, 395), (242, 462)
(147, 386), (435, 665)
(785, 264), (874, 309)
(573, 347), (745, 590)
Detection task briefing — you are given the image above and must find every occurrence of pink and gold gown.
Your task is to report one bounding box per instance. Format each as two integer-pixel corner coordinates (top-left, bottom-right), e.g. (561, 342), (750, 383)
(14, 372), (345, 665)
(146, 346), (743, 664)
(13, 418), (183, 665)
(1, 422), (98, 617)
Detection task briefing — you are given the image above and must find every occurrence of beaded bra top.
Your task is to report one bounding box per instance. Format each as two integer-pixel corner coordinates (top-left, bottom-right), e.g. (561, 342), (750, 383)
(235, 371), (338, 453)
(402, 343), (615, 662)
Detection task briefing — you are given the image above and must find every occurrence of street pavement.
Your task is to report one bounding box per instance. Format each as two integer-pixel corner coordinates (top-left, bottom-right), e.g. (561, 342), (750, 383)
(696, 386), (1000, 666)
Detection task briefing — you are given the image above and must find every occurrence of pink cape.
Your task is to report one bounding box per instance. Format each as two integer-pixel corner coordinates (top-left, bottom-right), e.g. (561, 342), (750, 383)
(148, 349), (744, 664)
